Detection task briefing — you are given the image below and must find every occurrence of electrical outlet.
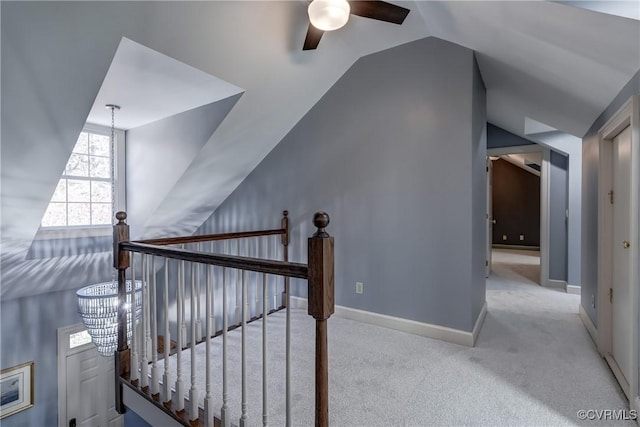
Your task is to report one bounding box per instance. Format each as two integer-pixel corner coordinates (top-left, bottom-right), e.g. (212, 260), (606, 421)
(502, 235), (507, 241)
(520, 235), (525, 241)
(356, 282), (364, 294)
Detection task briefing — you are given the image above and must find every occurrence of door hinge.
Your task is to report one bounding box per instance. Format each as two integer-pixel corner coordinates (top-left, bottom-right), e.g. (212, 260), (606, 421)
(485, 260), (489, 267)
(608, 190), (614, 204)
(609, 288), (613, 304)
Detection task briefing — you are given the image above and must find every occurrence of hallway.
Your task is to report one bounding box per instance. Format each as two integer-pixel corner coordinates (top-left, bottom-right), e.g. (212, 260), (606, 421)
(476, 248), (633, 425)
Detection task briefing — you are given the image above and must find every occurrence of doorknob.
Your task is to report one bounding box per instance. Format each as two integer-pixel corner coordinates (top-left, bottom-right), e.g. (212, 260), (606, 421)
(492, 219), (496, 224)
(623, 241), (631, 249)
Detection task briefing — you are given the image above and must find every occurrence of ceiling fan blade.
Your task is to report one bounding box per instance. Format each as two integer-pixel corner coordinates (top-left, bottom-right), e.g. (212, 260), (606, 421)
(303, 23), (324, 50)
(349, 1), (410, 24)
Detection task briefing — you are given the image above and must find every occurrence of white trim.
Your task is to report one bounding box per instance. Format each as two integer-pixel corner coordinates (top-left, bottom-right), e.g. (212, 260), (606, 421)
(471, 302), (488, 346)
(579, 304), (598, 347)
(123, 385), (183, 427)
(596, 95), (640, 405)
(488, 144), (551, 290)
(39, 124), (126, 239)
(540, 148), (551, 288)
(487, 145), (543, 156)
(291, 297), (487, 347)
(492, 244), (540, 251)
(544, 279), (567, 290)
(566, 285), (581, 295)
(605, 353), (631, 399)
(57, 324), (96, 427)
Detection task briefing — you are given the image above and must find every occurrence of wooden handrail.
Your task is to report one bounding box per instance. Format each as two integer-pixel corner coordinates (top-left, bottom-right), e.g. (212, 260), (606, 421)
(114, 210), (334, 427)
(120, 242), (309, 279)
(135, 228), (286, 246)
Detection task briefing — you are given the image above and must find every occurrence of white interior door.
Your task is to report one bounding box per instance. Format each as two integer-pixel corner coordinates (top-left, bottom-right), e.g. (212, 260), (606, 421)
(486, 158), (493, 277)
(59, 326), (123, 427)
(611, 125), (632, 389)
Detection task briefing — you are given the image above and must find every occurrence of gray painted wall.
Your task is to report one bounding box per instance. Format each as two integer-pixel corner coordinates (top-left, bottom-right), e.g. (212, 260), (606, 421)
(126, 96), (242, 240)
(487, 124), (535, 149)
(0, 289), (81, 427)
(581, 69), (640, 327)
(199, 37), (487, 332)
(471, 57), (488, 323)
(549, 151), (568, 281)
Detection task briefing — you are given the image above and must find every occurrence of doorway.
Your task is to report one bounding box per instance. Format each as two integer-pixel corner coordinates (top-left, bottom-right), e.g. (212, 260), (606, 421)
(487, 147), (543, 283)
(597, 96), (639, 403)
(57, 324), (123, 427)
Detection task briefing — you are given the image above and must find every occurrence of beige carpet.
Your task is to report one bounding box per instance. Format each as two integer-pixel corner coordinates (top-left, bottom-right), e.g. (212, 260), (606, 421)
(154, 249), (632, 426)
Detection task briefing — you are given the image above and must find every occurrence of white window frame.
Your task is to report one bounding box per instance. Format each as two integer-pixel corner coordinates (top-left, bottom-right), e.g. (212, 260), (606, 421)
(36, 123), (126, 239)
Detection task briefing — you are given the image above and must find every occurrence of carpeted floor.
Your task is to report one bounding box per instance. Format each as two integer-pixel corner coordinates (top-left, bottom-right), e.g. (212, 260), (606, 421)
(158, 248), (632, 426)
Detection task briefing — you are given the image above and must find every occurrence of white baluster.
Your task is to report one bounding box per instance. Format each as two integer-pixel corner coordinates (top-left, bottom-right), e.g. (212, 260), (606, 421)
(189, 262), (199, 421)
(162, 258), (171, 403)
(174, 259), (185, 412)
(211, 241), (216, 334)
(196, 243), (203, 340)
(262, 272), (269, 427)
(239, 270), (248, 427)
(140, 255), (149, 389)
(286, 276), (291, 426)
(151, 256), (161, 396)
(254, 238), (260, 317)
(235, 241), (241, 324)
(130, 254), (139, 383)
(180, 245), (187, 349)
(221, 259), (230, 427)
(204, 264), (214, 427)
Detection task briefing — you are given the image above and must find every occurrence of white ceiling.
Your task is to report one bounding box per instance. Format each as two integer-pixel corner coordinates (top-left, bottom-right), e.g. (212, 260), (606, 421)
(87, 38), (243, 130)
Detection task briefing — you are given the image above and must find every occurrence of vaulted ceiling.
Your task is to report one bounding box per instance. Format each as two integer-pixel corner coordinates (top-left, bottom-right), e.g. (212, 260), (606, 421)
(1, 1), (638, 299)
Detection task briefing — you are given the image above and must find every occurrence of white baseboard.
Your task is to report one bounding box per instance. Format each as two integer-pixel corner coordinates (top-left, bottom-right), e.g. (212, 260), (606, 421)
(472, 302), (488, 346)
(544, 279), (567, 290)
(291, 297), (487, 347)
(566, 285), (581, 295)
(579, 304), (598, 348)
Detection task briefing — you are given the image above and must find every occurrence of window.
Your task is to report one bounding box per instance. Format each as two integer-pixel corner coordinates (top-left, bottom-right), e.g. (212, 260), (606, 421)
(40, 124), (125, 233)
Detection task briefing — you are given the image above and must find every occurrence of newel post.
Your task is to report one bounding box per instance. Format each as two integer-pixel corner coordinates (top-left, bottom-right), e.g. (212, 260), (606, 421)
(308, 212), (334, 427)
(113, 211), (130, 414)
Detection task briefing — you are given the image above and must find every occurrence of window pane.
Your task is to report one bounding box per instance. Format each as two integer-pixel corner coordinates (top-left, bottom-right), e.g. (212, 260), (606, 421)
(89, 156), (110, 178)
(91, 181), (112, 203)
(65, 153), (89, 177)
(91, 203), (111, 225)
(51, 179), (67, 202)
(74, 132), (89, 154)
(69, 330), (92, 348)
(68, 203), (90, 225)
(67, 179), (90, 202)
(41, 202), (67, 227)
(89, 133), (110, 157)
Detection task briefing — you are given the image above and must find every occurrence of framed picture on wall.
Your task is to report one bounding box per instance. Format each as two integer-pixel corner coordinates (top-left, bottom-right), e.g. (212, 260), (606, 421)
(0, 361), (34, 419)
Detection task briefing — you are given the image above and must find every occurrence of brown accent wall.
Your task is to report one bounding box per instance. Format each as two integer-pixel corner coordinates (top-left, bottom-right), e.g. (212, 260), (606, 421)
(492, 159), (540, 246)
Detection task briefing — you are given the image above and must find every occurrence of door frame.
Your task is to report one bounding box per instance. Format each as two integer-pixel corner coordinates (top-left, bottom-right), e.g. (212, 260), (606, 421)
(58, 323), (95, 427)
(597, 95), (640, 404)
(487, 144), (548, 286)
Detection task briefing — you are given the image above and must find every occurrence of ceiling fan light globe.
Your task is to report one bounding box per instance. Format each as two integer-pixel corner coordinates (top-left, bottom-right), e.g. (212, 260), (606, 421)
(308, 0), (350, 31)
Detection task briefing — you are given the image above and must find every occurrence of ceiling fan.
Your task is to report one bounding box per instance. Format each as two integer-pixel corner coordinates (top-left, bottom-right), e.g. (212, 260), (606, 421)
(303, 0), (410, 50)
